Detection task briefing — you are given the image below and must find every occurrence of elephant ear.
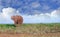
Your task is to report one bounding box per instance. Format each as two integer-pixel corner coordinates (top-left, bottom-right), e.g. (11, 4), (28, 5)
(11, 16), (15, 20)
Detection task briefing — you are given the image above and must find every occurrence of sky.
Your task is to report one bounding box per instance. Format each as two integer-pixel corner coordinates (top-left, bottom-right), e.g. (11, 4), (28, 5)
(0, 0), (60, 24)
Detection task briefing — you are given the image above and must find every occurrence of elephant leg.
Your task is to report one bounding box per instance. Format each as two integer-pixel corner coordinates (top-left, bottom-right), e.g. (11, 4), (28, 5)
(14, 21), (19, 27)
(18, 21), (22, 24)
(16, 21), (18, 24)
(14, 21), (18, 24)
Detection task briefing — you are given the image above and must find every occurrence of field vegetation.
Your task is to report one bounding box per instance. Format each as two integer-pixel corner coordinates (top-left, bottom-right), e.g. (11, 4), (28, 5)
(0, 23), (60, 33)
(0, 23), (60, 37)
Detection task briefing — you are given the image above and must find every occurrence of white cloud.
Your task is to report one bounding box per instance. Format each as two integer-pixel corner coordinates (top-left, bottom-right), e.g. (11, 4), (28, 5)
(0, 7), (60, 24)
(0, 5), (4, 12)
(23, 8), (60, 23)
(41, 4), (50, 10)
(23, 13), (51, 23)
(2, 7), (18, 16)
(0, 7), (20, 24)
(51, 9), (60, 18)
(31, 2), (41, 8)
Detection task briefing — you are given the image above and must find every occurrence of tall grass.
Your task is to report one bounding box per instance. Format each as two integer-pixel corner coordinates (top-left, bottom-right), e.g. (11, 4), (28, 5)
(0, 23), (60, 34)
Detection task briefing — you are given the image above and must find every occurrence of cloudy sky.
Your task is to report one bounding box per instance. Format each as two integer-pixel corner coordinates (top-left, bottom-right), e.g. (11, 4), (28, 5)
(0, 0), (60, 24)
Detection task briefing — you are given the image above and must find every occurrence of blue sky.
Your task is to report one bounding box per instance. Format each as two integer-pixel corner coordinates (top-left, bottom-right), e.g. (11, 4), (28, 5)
(0, 0), (60, 24)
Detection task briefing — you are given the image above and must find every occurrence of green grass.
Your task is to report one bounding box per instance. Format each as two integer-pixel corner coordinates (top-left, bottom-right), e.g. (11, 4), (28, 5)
(0, 23), (60, 34)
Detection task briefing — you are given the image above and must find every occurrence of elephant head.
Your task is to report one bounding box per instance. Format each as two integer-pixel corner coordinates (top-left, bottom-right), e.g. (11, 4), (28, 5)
(11, 15), (23, 26)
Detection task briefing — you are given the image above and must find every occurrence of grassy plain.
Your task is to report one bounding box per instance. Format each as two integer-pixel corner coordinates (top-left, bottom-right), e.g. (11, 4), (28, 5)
(0, 23), (60, 37)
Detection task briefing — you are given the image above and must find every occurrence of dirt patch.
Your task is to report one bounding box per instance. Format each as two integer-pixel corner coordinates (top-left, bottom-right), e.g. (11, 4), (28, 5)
(0, 33), (60, 37)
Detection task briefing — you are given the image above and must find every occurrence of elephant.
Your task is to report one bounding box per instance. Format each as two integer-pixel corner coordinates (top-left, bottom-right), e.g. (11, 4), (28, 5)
(11, 15), (23, 26)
